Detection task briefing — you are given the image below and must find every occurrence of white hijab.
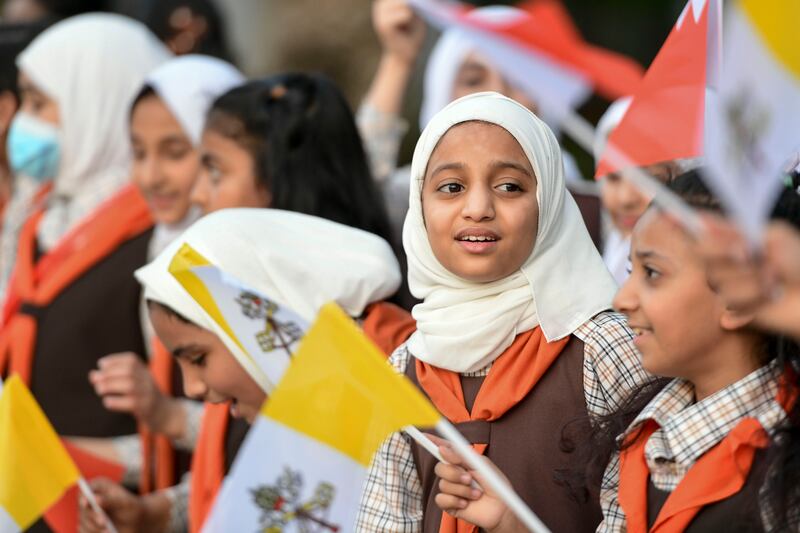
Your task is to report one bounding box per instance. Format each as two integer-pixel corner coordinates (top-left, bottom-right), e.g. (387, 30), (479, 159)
(142, 54), (245, 259)
(135, 209), (402, 388)
(419, 6), (583, 183)
(404, 92), (616, 373)
(17, 14), (171, 251)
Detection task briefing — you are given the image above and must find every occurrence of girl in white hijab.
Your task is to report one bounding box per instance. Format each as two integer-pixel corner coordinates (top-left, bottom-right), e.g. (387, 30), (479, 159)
(79, 208), (403, 533)
(356, 92), (650, 533)
(77, 55), (245, 496)
(0, 10), (170, 509)
(0, 14), (171, 298)
(360, 2), (585, 248)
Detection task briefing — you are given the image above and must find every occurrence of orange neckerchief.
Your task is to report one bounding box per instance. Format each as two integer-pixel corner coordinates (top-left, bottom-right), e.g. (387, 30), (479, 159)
(361, 301), (417, 359)
(0, 184), (153, 383)
(416, 328), (570, 533)
(139, 337), (177, 494)
(617, 375), (798, 533)
(189, 402), (230, 533)
(187, 302), (415, 532)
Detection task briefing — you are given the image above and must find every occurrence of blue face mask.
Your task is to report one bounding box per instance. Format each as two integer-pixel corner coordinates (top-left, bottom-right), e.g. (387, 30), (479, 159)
(7, 113), (61, 182)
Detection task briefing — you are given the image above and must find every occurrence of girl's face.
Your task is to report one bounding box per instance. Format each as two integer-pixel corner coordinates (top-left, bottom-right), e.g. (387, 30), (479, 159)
(451, 53), (539, 115)
(192, 127), (271, 214)
(130, 95), (199, 224)
(613, 209), (741, 380)
(600, 162), (679, 237)
(17, 71), (59, 125)
(421, 121), (539, 283)
(149, 304), (266, 423)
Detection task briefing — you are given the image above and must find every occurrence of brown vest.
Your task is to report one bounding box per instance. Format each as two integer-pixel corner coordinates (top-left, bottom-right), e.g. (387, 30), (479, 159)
(29, 229), (153, 437)
(405, 336), (603, 533)
(224, 416), (251, 474)
(646, 450), (769, 533)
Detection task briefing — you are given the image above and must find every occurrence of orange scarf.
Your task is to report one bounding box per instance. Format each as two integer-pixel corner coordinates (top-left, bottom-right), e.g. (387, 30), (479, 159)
(416, 327), (570, 533)
(139, 337), (178, 494)
(618, 376), (798, 532)
(0, 184), (153, 383)
(187, 301), (415, 532)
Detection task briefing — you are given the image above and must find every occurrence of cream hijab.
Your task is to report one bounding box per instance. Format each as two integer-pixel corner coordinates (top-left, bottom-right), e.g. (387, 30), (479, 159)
(135, 208), (402, 390)
(141, 55), (245, 259)
(404, 92), (616, 373)
(16, 14), (171, 250)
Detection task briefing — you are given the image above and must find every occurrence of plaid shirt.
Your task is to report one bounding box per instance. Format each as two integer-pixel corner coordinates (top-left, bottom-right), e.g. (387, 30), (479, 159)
(355, 311), (649, 532)
(598, 361), (788, 532)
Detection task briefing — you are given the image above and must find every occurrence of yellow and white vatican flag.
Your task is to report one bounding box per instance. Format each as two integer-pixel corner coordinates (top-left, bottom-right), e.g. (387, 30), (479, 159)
(201, 303), (441, 532)
(201, 303), (551, 533)
(705, 0), (800, 242)
(0, 376), (80, 533)
(169, 243), (310, 392)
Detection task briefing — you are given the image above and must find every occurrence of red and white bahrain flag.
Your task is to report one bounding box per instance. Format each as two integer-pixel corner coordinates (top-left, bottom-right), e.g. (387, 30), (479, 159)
(595, 0), (722, 179)
(409, 0), (643, 124)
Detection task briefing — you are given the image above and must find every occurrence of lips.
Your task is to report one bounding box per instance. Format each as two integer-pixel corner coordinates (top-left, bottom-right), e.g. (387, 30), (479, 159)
(455, 228), (500, 254)
(148, 192), (178, 211)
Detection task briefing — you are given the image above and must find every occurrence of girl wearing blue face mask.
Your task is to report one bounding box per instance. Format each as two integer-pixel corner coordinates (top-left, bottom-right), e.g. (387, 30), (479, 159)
(0, 16), (169, 530)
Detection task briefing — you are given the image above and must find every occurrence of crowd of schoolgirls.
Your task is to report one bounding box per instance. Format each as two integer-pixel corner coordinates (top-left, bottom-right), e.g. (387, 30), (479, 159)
(0, 1), (798, 532)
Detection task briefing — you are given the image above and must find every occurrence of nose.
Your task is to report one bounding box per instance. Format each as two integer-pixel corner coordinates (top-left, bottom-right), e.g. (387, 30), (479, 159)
(461, 186), (495, 222)
(135, 155), (161, 190)
(178, 363), (208, 401)
(612, 273), (638, 316)
(190, 169), (211, 214)
(618, 178), (648, 208)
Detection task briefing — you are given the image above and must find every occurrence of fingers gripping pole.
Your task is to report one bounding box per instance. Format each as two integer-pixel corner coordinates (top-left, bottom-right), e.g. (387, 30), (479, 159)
(435, 420), (551, 533)
(77, 477), (119, 533)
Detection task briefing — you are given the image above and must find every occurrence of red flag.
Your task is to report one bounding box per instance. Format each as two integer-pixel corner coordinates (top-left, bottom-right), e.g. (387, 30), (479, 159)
(595, 0), (721, 178)
(43, 440), (125, 533)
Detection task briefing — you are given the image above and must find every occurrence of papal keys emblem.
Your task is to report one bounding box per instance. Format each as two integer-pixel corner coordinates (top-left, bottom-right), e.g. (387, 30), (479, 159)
(235, 291), (304, 354)
(250, 466), (340, 532)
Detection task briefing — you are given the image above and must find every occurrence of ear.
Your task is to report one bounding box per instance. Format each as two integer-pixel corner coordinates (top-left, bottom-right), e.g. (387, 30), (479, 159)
(0, 90), (19, 136)
(719, 306), (757, 331)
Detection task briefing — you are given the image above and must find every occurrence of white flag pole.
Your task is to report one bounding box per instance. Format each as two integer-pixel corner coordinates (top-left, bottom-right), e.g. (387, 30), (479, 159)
(403, 425), (482, 491)
(435, 419), (551, 533)
(558, 108), (705, 236)
(77, 477), (119, 533)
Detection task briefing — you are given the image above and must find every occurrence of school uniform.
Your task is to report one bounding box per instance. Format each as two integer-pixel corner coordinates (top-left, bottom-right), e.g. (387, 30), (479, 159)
(135, 208), (409, 532)
(599, 362), (797, 532)
(188, 301), (417, 532)
(356, 92), (650, 533)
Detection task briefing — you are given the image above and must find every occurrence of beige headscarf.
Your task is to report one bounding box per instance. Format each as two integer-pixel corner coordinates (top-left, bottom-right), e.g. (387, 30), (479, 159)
(404, 92), (616, 373)
(135, 208), (402, 390)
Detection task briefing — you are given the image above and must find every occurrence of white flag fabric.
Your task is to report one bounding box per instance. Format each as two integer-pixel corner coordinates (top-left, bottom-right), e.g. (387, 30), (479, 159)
(704, 0), (800, 242)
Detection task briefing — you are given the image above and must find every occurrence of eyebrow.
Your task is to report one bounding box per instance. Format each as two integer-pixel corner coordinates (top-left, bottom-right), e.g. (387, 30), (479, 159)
(490, 159), (534, 178)
(634, 249), (672, 265)
(429, 162), (465, 177)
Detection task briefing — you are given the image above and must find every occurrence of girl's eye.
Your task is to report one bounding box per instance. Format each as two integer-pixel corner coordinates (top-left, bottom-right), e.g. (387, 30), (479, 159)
(496, 183), (523, 193)
(643, 265), (661, 281)
(189, 353), (207, 367)
(437, 182), (464, 194)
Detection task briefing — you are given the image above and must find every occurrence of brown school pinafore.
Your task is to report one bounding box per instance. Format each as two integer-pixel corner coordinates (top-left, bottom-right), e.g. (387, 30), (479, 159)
(645, 451), (769, 533)
(27, 229), (152, 533)
(406, 336), (603, 533)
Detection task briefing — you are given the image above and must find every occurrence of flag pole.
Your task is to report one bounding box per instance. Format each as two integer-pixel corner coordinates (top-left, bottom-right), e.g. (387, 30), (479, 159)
(435, 420), (551, 533)
(404, 426), (481, 490)
(77, 477), (119, 533)
(558, 108), (705, 236)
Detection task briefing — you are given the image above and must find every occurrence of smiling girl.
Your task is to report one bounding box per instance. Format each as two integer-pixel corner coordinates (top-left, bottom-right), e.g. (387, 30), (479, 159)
(356, 92), (649, 533)
(433, 171), (800, 532)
